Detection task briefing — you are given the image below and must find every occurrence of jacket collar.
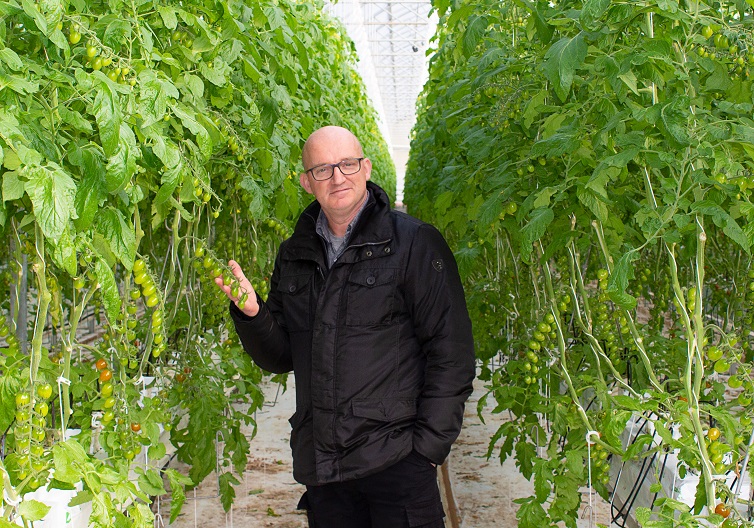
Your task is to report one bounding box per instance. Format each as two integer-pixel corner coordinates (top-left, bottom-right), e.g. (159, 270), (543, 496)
(281, 182), (394, 263)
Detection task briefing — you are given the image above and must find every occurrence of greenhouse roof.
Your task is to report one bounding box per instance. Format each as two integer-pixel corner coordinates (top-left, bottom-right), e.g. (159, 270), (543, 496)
(326, 0), (437, 200)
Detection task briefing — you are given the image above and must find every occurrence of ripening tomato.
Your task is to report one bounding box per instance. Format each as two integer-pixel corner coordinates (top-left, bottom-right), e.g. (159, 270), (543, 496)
(95, 358), (108, 371)
(99, 368), (113, 383)
(715, 503), (731, 518)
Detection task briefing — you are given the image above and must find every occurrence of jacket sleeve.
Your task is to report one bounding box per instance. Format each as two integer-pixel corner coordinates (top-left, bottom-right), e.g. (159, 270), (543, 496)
(405, 224), (475, 464)
(229, 251), (293, 374)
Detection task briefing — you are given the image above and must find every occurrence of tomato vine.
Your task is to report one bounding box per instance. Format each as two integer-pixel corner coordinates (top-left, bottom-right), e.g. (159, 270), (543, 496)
(0, 0), (394, 525)
(409, 0), (754, 526)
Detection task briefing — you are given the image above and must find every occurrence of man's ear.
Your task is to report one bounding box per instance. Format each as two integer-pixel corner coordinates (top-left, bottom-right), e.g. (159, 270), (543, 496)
(300, 172), (313, 194)
(363, 158), (372, 181)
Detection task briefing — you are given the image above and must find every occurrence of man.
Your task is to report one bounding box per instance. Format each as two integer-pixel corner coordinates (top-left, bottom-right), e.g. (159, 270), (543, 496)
(216, 126), (475, 527)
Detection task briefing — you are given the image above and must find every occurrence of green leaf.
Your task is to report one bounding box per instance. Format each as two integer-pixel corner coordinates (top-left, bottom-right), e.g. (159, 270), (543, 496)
(0, 48), (23, 70)
(157, 6), (178, 29)
(95, 207), (136, 270)
(219, 472), (239, 512)
(92, 81), (121, 157)
(138, 73), (170, 127)
(103, 19), (131, 49)
(607, 252), (638, 310)
(462, 15), (488, 58)
(199, 57), (232, 87)
(105, 124), (139, 193)
(2, 171), (24, 201)
(68, 490), (94, 507)
(532, 187), (558, 209)
(18, 499), (51, 522)
(20, 0), (46, 33)
(170, 102), (211, 159)
(694, 472), (707, 515)
(95, 257), (121, 322)
(612, 395), (643, 412)
(59, 106), (93, 134)
(577, 186), (609, 223)
(0, 72), (38, 94)
(51, 227), (78, 276)
(635, 507), (651, 525)
(523, 90), (547, 129)
(183, 73), (204, 100)
(530, 131), (580, 157)
(21, 162), (77, 241)
(149, 132), (181, 169)
(514, 497), (548, 527)
(52, 439), (89, 484)
(532, 460), (551, 502)
(580, 0), (610, 27)
(137, 468), (166, 496)
(165, 469), (192, 523)
(148, 442), (167, 460)
(0, 373), (21, 432)
(520, 207), (554, 258)
(659, 100), (691, 148)
(543, 34), (587, 102)
(515, 439), (537, 480)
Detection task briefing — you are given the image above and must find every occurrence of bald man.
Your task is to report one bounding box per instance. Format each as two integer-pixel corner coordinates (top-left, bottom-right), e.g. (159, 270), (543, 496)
(217, 126), (475, 527)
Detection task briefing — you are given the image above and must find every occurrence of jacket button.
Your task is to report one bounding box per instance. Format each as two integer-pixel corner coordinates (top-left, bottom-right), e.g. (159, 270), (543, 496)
(366, 250), (373, 257)
(384, 247), (391, 254)
(288, 284), (296, 292)
(366, 276), (376, 286)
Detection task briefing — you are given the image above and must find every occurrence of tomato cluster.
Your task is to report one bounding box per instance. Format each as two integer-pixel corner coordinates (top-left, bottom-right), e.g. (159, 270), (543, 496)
(10, 379), (55, 491)
(694, 24), (754, 80)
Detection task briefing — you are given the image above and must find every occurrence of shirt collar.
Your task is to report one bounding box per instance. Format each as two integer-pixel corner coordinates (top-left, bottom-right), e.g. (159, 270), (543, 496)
(315, 190), (370, 242)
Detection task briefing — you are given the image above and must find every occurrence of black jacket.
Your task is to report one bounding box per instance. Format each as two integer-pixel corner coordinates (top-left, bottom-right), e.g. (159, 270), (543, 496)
(231, 182), (475, 485)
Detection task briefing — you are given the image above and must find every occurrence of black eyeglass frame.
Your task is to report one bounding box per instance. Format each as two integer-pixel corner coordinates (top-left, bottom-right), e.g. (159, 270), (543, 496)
(305, 157), (366, 181)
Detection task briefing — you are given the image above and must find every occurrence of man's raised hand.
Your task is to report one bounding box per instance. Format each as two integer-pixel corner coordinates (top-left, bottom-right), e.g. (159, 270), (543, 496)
(214, 260), (259, 317)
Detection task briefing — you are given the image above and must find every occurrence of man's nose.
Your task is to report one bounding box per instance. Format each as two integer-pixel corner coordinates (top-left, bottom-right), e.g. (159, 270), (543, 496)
(332, 166), (347, 184)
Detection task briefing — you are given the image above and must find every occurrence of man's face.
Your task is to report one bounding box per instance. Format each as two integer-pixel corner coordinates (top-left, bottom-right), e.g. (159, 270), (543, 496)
(300, 127), (371, 221)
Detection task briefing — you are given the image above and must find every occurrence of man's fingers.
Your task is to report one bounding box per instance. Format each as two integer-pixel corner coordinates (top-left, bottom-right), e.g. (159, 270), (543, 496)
(228, 259), (249, 284)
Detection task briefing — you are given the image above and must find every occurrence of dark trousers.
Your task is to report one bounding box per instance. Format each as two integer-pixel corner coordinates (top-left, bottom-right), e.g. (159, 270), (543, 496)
(298, 451), (445, 528)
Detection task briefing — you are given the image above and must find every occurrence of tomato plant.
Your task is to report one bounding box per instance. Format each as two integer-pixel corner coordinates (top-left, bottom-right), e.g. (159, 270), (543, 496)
(408, 0), (754, 526)
(0, 0), (394, 525)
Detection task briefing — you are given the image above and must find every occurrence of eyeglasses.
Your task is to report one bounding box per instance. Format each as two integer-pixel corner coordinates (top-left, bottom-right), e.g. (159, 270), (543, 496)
(306, 158), (365, 181)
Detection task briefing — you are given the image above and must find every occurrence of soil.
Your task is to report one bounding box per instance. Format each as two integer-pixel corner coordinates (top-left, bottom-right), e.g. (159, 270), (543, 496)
(159, 375), (612, 528)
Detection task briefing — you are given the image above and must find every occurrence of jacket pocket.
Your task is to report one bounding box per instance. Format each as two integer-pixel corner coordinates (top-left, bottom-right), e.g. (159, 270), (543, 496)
(351, 398), (417, 422)
(279, 273), (312, 331)
(345, 268), (396, 326)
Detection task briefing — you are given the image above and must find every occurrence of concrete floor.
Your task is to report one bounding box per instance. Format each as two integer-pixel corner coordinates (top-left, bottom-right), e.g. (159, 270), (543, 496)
(160, 376), (612, 528)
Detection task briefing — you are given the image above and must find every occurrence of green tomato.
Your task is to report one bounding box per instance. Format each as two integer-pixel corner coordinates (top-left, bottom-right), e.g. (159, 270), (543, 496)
(100, 382), (113, 398)
(714, 359), (731, 373)
(34, 402), (49, 417)
(141, 282), (157, 297)
(37, 383), (52, 400)
(15, 392), (30, 407)
(706, 346), (723, 362)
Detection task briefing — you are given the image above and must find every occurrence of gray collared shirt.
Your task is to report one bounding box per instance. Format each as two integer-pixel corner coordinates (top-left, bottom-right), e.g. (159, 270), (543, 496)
(315, 191), (370, 268)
